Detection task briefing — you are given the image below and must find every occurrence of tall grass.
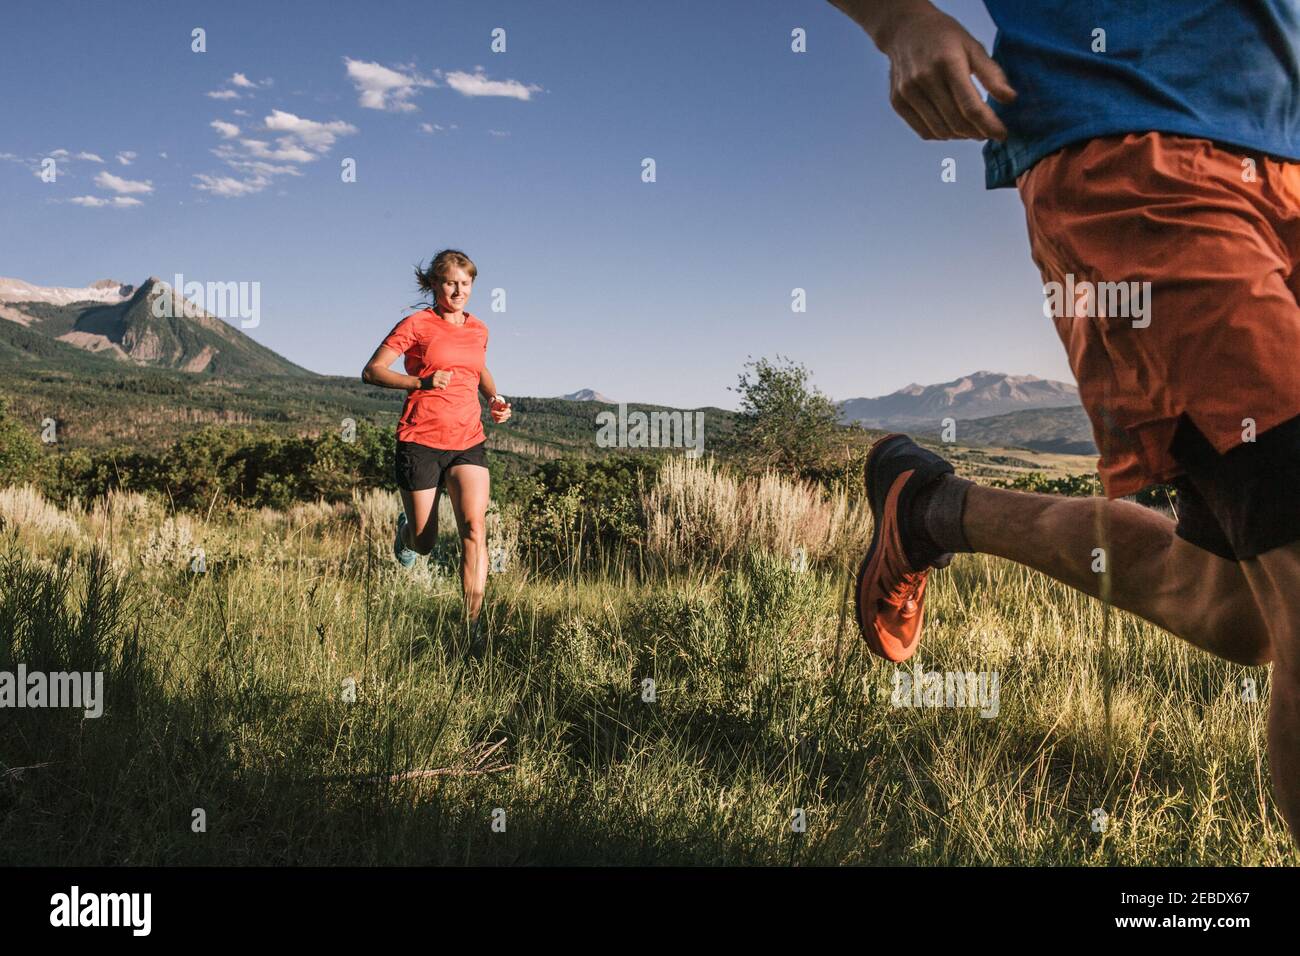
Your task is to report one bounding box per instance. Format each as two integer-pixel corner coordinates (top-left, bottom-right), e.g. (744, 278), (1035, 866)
(0, 467), (1291, 865)
(644, 455), (873, 571)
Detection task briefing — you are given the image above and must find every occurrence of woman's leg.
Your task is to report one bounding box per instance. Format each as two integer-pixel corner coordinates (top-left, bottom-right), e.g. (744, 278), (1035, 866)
(443, 464), (490, 620)
(399, 486), (442, 555)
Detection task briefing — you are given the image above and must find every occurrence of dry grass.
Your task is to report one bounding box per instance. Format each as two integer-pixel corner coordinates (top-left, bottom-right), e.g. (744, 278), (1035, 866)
(0, 483), (83, 547)
(0, 476), (1293, 866)
(644, 455), (872, 570)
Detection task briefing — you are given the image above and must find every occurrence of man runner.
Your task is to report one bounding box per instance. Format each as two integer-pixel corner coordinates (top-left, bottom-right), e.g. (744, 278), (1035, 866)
(829, 0), (1300, 845)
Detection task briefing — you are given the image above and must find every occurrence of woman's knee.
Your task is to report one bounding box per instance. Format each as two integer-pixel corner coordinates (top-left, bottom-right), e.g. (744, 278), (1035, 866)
(410, 523), (439, 555)
(461, 518), (487, 547)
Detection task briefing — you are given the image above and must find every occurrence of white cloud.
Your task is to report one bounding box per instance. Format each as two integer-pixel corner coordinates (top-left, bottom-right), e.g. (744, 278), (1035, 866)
(194, 109), (352, 198)
(75, 152), (105, 163)
(68, 195), (142, 208)
(49, 149), (69, 158)
(193, 173), (269, 197)
(95, 171), (153, 194)
(211, 149), (303, 179)
(240, 138), (316, 163)
(344, 57), (436, 112)
(232, 109), (250, 117)
(444, 68), (541, 101)
(206, 89), (241, 100)
(116, 151), (137, 165)
(263, 109), (357, 150)
(227, 72), (272, 89)
(488, 129), (510, 137)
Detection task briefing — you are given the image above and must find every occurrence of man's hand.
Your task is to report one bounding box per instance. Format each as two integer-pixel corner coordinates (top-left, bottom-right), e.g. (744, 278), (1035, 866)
(834, 0), (1017, 141)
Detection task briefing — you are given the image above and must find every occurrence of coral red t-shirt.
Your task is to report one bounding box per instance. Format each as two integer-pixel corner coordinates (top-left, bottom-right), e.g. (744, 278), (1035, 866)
(380, 308), (488, 450)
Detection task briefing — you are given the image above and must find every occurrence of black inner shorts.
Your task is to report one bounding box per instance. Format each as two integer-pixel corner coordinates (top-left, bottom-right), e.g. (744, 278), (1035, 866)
(1168, 412), (1300, 561)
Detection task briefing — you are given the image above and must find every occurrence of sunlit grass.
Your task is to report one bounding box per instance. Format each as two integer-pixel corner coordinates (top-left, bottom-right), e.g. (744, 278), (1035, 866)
(0, 473), (1292, 865)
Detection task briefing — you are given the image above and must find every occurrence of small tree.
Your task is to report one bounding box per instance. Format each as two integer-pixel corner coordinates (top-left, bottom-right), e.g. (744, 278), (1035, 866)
(729, 355), (838, 474)
(0, 397), (42, 488)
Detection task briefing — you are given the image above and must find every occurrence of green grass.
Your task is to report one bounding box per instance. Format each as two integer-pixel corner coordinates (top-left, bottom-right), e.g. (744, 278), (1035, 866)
(0, 489), (1293, 866)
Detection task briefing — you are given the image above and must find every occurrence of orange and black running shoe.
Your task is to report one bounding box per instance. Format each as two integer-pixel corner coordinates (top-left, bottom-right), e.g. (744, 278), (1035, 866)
(855, 433), (956, 662)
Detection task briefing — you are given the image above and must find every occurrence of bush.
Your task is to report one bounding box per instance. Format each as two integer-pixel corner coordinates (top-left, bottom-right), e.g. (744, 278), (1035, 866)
(38, 420), (395, 512)
(513, 455), (659, 573)
(0, 397), (43, 487)
(991, 471), (1102, 496)
(729, 355), (838, 475)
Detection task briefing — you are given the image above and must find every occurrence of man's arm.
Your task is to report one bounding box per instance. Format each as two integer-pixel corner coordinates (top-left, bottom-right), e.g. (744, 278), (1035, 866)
(829, 0), (935, 49)
(828, 0), (1017, 142)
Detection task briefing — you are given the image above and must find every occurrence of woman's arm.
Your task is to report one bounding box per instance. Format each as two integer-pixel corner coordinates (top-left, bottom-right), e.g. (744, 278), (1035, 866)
(479, 367), (512, 423)
(362, 345), (419, 390)
(478, 366), (501, 401)
(362, 345), (449, 391)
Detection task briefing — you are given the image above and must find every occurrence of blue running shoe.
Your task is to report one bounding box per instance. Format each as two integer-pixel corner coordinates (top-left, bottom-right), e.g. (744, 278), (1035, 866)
(393, 512), (418, 568)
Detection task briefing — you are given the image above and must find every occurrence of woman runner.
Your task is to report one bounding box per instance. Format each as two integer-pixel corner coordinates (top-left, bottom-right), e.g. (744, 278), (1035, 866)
(362, 249), (512, 640)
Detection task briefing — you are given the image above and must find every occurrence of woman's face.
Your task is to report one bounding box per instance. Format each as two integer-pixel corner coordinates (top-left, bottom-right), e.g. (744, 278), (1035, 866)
(437, 266), (473, 312)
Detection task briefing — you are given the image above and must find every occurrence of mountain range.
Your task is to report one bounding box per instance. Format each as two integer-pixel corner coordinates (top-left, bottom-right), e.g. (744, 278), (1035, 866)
(560, 389), (614, 403)
(0, 277), (1096, 458)
(838, 371), (1080, 427)
(0, 276), (311, 377)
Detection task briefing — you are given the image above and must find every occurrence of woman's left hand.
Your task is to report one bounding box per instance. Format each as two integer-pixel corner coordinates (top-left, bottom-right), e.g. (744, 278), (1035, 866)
(490, 396), (512, 424)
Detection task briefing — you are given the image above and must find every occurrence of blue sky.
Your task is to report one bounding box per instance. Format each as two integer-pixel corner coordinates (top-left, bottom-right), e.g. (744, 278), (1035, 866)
(0, 0), (1071, 409)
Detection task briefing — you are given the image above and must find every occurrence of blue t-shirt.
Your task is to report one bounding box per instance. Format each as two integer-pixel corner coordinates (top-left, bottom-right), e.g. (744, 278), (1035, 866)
(982, 1), (1300, 188)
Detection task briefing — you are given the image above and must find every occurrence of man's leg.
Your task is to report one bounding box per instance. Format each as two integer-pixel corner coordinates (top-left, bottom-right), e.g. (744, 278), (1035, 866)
(959, 483), (1272, 667)
(1234, 547), (1300, 842)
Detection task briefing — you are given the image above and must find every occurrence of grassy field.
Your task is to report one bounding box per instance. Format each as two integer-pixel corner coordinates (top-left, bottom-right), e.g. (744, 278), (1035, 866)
(0, 459), (1293, 866)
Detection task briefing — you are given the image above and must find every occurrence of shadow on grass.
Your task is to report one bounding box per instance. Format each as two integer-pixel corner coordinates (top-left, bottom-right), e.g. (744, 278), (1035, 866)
(0, 543), (817, 864)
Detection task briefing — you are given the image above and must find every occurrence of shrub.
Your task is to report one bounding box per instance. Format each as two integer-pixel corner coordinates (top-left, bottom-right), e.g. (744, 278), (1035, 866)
(0, 396), (43, 487)
(513, 455), (659, 572)
(728, 355), (839, 474)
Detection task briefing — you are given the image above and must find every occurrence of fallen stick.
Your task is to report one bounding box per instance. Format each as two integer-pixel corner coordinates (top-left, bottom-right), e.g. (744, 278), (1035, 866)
(1, 762), (57, 782)
(312, 739), (510, 784)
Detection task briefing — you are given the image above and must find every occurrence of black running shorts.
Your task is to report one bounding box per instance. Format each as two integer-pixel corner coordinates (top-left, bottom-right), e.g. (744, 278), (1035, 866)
(394, 439), (488, 492)
(1169, 413), (1300, 560)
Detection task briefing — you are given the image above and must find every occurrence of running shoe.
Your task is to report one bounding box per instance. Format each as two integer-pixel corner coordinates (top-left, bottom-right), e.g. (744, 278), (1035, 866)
(856, 433), (955, 662)
(393, 512), (418, 568)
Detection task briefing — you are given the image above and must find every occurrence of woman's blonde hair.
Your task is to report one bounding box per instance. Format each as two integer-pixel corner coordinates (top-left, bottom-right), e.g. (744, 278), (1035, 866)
(415, 249), (477, 295)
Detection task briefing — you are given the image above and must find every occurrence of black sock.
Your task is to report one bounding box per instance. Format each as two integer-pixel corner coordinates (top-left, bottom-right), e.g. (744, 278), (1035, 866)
(911, 473), (974, 557)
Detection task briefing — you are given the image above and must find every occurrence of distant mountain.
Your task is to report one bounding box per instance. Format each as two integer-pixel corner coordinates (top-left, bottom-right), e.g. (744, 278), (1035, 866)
(560, 389), (614, 403)
(0, 276), (312, 378)
(915, 405), (1097, 455)
(838, 371), (1079, 429)
(0, 277), (136, 308)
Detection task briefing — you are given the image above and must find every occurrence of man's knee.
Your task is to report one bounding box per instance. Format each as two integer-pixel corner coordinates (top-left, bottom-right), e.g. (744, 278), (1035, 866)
(1165, 536), (1272, 665)
(1189, 578), (1273, 667)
